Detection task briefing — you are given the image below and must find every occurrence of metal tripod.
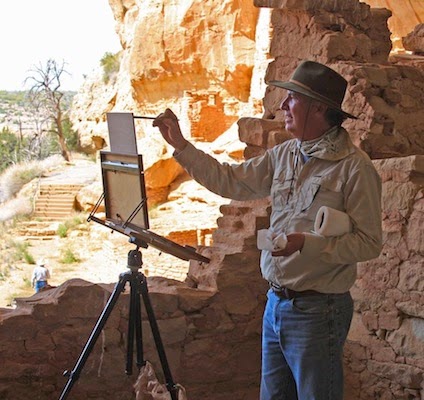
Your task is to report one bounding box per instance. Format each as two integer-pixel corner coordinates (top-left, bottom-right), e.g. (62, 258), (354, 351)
(59, 237), (179, 400)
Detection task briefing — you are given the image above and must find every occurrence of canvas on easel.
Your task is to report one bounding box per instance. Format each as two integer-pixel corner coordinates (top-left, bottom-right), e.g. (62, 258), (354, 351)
(88, 112), (209, 263)
(100, 151), (149, 231)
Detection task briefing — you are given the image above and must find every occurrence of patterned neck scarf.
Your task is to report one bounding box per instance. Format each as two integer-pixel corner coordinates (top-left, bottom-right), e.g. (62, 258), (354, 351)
(297, 126), (351, 161)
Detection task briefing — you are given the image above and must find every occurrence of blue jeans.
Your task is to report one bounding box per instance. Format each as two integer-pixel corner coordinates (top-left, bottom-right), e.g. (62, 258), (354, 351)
(260, 289), (353, 400)
(35, 280), (47, 293)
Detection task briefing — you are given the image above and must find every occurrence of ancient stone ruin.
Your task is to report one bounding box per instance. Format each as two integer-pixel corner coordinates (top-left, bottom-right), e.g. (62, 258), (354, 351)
(0, 1), (423, 399)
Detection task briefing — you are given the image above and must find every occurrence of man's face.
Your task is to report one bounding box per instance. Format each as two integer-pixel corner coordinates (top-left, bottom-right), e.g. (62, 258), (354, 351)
(279, 91), (312, 139)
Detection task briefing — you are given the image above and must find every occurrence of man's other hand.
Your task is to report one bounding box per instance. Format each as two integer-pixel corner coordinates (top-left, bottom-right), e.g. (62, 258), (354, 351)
(272, 233), (305, 257)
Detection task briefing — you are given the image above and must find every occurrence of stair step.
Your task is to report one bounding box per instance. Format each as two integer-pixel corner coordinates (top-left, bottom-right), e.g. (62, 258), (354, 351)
(35, 204), (74, 210)
(37, 194), (75, 198)
(33, 183), (86, 220)
(33, 215), (73, 219)
(37, 193), (76, 198)
(39, 188), (82, 192)
(22, 236), (55, 241)
(35, 202), (75, 208)
(18, 228), (57, 236)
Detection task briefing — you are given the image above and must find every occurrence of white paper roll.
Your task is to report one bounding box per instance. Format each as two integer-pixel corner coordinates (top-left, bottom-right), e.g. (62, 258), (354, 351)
(314, 206), (352, 237)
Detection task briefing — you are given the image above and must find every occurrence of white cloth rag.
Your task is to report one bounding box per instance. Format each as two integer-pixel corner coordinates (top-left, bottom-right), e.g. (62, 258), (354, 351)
(257, 229), (287, 251)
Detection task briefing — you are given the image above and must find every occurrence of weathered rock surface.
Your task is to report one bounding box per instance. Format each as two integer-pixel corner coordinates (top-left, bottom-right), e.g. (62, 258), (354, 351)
(363, 0), (424, 51)
(247, 3), (424, 160)
(71, 0), (266, 153)
(403, 23), (424, 54)
(71, 0), (424, 170)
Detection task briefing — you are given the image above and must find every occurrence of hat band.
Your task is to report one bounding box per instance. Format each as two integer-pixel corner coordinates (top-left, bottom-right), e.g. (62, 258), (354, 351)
(289, 79), (342, 110)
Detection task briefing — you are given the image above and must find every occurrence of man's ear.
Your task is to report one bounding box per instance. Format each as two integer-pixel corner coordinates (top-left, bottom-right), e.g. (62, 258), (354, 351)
(311, 101), (329, 119)
(313, 101), (328, 114)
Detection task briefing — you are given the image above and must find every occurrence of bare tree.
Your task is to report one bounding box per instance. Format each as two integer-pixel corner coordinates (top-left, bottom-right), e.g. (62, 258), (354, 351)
(25, 59), (72, 162)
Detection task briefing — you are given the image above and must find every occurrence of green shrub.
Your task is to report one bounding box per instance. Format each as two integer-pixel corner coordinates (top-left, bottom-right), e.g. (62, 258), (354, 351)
(23, 251), (35, 264)
(47, 117), (78, 153)
(100, 52), (121, 84)
(0, 127), (25, 172)
(71, 215), (84, 225)
(0, 90), (27, 104)
(57, 215), (86, 238)
(11, 241), (35, 264)
(57, 223), (68, 238)
(17, 167), (39, 183)
(60, 248), (80, 264)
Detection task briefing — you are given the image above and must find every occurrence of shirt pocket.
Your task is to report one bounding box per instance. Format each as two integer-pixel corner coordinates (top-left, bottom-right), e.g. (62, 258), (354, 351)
(300, 178), (321, 212)
(300, 176), (344, 218)
(271, 177), (293, 211)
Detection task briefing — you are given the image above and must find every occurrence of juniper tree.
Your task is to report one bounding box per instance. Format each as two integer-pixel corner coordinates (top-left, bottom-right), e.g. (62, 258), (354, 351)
(25, 59), (72, 162)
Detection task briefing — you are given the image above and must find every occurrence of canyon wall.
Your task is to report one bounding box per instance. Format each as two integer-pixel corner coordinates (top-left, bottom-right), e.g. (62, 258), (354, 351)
(0, 0), (423, 399)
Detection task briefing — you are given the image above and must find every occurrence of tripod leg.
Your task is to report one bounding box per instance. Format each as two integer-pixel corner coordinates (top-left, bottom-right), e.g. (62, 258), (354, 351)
(139, 275), (179, 400)
(126, 272), (145, 374)
(126, 275), (135, 375)
(134, 282), (144, 369)
(59, 273), (130, 400)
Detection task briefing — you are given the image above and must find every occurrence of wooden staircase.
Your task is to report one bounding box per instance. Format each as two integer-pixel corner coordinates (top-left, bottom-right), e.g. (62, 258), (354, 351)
(33, 184), (84, 220)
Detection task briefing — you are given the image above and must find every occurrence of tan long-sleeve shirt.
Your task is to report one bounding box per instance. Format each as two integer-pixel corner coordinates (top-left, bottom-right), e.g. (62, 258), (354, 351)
(175, 127), (382, 293)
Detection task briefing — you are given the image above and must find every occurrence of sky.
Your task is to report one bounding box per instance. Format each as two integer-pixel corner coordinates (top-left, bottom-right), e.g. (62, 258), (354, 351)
(0, 0), (121, 91)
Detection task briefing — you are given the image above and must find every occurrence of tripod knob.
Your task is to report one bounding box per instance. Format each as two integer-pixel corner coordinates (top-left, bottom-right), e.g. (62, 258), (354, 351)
(127, 249), (142, 268)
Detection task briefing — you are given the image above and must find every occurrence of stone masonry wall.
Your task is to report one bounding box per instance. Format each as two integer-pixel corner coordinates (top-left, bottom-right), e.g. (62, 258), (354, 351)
(345, 156), (424, 400)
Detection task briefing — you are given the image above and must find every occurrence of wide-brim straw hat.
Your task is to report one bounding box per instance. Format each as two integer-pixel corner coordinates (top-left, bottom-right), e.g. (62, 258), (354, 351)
(269, 60), (357, 119)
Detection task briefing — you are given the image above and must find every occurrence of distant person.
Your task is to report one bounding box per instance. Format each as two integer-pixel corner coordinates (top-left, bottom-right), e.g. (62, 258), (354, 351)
(31, 259), (51, 293)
